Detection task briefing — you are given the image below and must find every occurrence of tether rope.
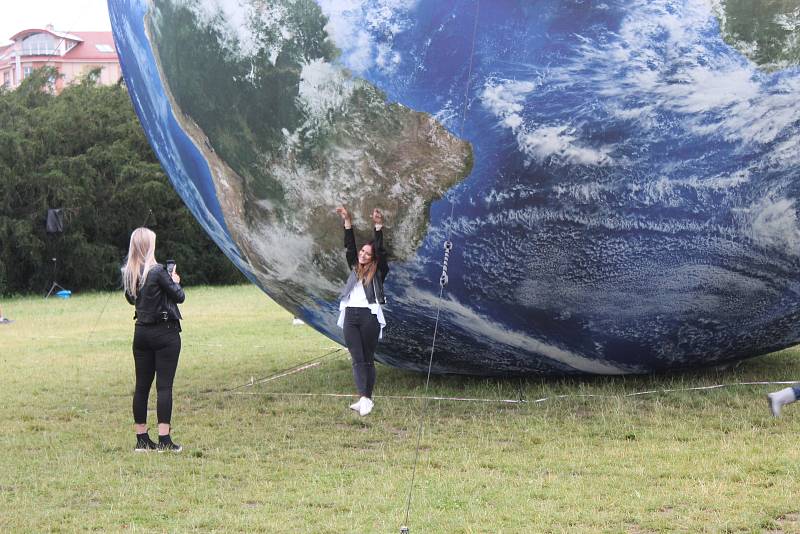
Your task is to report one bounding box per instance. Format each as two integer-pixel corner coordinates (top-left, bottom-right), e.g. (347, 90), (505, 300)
(401, 3), (481, 532)
(226, 347), (345, 392)
(229, 380), (800, 404)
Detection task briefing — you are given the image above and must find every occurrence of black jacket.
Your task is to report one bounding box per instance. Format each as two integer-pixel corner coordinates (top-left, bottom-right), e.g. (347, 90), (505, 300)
(339, 226), (389, 305)
(125, 264), (185, 325)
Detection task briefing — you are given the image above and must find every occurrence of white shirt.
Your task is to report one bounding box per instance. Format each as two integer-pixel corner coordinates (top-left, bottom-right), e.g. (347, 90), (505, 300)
(342, 280), (370, 308)
(337, 279), (387, 338)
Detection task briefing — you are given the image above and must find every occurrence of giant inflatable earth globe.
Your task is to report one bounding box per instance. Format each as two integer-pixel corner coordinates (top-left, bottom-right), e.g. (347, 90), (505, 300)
(109, 0), (800, 375)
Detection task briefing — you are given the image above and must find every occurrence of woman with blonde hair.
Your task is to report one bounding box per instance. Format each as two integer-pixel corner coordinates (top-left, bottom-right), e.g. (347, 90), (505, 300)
(335, 206), (389, 416)
(122, 227), (185, 452)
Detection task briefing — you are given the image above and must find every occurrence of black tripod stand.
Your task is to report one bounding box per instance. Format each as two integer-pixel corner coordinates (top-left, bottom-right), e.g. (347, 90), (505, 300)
(44, 209), (69, 299)
(45, 257), (67, 299)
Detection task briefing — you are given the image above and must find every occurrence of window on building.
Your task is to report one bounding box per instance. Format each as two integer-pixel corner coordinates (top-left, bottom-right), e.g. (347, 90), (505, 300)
(95, 44), (114, 53)
(3, 72), (9, 87)
(21, 33), (57, 56)
(23, 66), (32, 78)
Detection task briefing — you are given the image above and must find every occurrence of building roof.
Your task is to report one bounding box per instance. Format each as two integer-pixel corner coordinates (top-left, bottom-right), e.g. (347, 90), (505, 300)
(65, 32), (117, 61)
(9, 28), (82, 43)
(1, 29), (117, 62)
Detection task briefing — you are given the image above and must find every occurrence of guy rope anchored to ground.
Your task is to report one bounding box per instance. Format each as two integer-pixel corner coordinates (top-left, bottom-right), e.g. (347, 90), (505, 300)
(400, 1), (481, 532)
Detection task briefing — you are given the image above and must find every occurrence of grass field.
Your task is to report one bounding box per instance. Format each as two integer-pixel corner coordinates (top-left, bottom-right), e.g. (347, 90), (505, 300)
(2, 285), (800, 533)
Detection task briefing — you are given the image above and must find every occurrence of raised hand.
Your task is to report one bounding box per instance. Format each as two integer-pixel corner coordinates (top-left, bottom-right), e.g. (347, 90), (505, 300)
(372, 208), (383, 227)
(336, 206), (352, 228)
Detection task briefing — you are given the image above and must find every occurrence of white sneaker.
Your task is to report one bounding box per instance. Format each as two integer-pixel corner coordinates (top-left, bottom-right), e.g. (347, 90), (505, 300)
(349, 397), (363, 412)
(768, 387), (797, 417)
(359, 397), (374, 416)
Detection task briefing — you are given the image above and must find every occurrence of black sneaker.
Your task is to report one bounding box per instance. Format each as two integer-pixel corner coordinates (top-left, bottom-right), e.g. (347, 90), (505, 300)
(157, 436), (183, 453)
(134, 434), (158, 452)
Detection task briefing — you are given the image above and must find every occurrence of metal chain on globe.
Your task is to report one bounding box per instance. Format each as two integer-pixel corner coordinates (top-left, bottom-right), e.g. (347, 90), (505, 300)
(439, 240), (453, 288)
(400, 2), (480, 533)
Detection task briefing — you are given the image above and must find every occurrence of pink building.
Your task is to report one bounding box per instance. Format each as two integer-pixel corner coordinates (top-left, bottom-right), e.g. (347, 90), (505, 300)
(0, 26), (120, 93)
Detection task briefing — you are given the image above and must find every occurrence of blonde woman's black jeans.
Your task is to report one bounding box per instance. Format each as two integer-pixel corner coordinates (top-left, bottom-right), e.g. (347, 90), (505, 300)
(132, 321), (181, 424)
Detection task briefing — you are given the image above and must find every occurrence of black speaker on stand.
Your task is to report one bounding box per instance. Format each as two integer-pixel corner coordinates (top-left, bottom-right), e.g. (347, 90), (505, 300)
(46, 209), (64, 234)
(45, 209), (68, 299)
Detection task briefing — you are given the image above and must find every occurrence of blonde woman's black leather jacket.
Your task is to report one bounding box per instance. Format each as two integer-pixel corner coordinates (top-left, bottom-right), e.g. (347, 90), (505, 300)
(125, 264), (185, 325)
(339, 226), (389, 305)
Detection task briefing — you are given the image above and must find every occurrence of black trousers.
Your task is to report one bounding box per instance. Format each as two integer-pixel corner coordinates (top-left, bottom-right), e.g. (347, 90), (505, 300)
(132, 322), (181, 425)
(343, 307), (380, 398)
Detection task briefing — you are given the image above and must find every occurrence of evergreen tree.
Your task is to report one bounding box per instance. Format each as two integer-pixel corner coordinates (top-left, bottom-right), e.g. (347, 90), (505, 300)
(0, 67), (244, 295)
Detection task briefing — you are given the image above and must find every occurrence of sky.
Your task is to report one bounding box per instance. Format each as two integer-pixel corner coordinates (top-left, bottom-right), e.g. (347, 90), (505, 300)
(1, 0), (111, 45)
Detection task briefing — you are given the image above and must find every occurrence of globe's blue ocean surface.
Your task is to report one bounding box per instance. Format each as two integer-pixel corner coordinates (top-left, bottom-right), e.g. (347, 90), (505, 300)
(109, 0), (800, 375)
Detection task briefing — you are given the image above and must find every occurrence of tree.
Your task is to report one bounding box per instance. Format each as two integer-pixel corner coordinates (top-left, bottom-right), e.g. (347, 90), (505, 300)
(0, 67), (244, 295)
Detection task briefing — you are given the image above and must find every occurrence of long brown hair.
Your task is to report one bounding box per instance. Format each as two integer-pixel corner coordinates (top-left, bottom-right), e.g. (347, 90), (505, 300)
(355, 242), (378, 286)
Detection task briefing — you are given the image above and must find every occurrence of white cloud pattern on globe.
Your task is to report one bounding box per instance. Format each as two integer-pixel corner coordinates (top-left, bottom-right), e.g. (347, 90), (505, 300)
(109, 0), (800, 375)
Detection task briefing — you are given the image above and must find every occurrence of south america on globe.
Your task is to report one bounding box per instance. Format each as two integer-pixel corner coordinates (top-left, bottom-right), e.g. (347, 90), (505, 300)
(109, 0), (800, 375)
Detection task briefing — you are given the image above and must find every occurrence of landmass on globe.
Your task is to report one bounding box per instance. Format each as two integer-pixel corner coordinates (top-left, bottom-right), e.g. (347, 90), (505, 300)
(711, 0), (800, 72)
(146, 0), (473, 305)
